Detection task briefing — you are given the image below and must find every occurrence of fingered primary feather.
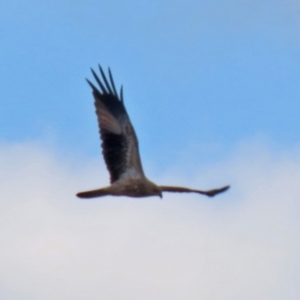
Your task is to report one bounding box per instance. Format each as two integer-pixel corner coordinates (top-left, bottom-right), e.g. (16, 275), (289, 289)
(108, 68), (118, 98)
(91, 69), (107, 94)
(87, 66), (145, 183)
(99, 65), (114, 95)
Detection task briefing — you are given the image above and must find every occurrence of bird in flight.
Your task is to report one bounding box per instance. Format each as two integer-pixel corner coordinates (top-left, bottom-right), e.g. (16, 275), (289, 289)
(76, 66), (230, 199)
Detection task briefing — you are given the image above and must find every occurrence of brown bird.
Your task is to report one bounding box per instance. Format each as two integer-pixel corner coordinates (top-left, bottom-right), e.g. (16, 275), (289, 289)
(76, 66), (230, 199)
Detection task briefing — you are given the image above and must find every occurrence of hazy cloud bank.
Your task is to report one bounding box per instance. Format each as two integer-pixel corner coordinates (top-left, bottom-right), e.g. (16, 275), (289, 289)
(0, 140), (299, 299)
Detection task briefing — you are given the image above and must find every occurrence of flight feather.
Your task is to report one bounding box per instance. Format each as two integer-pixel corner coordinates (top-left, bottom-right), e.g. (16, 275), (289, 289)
(86, 67), (144, 183)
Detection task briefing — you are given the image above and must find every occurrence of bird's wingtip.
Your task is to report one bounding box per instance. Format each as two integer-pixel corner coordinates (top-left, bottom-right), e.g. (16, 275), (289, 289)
(207, 185), (230, 197)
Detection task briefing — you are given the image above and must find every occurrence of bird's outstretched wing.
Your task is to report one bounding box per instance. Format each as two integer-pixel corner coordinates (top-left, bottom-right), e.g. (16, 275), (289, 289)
(159, 185), (230, 197)
(86, 65), (145, 183)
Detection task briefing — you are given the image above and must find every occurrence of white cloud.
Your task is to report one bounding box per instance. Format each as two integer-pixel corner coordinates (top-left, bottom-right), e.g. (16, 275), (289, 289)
(0, 140), (299, 300)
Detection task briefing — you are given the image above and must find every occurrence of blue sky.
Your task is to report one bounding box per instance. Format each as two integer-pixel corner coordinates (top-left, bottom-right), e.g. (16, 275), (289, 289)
(1, 0), (300, 167)
(0, 1), (299, 299)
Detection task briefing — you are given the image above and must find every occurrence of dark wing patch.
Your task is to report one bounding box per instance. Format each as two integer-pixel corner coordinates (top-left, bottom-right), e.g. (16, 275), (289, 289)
(100, 130), (128, 182)
(87, 66), (144, 183)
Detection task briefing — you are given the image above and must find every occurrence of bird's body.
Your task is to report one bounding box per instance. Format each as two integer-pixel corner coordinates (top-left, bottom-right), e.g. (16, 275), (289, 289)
(76, 66), (229, 199)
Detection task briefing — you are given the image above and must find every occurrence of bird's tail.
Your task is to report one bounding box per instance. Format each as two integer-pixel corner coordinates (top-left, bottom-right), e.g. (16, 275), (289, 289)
(76, 187), (111, 199)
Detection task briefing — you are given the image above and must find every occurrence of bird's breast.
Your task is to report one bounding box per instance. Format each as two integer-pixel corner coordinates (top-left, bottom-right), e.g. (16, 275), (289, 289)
(110, 178), (157, 197)
(120, 167), (143, 180)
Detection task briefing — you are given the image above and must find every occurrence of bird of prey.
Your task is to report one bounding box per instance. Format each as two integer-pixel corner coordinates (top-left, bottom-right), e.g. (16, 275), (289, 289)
(76, 66), (230, 199)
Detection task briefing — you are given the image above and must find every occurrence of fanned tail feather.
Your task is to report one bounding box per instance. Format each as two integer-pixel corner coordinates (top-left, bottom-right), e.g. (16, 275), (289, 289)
(76, 188), (111, 199)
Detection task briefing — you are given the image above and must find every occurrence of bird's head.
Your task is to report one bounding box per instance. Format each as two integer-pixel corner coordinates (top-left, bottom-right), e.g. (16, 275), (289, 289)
(147, 180), (163, 199)
(153, 185), (163, 199)
(157, 190), (163, 199)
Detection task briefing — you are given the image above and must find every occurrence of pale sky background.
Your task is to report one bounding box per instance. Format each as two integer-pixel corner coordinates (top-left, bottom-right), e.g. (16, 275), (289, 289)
(0, 1), (300, 299)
